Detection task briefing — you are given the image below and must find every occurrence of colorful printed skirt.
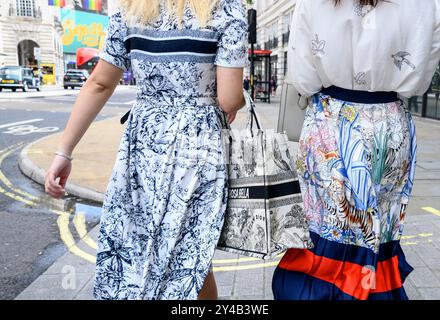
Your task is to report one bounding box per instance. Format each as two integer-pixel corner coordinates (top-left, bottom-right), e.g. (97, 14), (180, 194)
(273, 88), (417, 300)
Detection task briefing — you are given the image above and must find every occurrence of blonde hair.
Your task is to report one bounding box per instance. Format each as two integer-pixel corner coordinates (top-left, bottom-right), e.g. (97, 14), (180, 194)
(119, 0), (219, 27)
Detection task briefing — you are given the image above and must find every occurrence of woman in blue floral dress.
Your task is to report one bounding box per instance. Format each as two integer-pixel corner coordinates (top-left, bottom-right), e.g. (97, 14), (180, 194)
(44, 0), (247, 300)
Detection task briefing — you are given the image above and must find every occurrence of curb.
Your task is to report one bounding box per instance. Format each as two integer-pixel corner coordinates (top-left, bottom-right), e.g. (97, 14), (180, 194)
(18, 136), (105, 204)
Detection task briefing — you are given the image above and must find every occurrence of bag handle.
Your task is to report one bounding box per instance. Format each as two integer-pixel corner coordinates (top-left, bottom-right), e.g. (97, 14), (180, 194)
(222, 90), (263, 133)
(243, 90), (262, 132)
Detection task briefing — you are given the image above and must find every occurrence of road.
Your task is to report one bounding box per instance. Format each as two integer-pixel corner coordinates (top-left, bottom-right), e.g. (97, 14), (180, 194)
(0, 86), (136, 299)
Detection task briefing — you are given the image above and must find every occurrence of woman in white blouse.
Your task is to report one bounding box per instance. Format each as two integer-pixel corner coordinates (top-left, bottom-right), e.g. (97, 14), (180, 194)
(273, 0), (440, 300)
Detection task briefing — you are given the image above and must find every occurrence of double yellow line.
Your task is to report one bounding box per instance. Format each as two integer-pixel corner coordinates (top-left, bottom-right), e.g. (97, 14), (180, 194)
(212, 256), (281, 272)
(0, 144), (98, 263)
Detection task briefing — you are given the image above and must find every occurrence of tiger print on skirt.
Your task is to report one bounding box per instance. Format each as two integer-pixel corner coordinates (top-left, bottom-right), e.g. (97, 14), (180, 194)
(296, 93), (417, 253)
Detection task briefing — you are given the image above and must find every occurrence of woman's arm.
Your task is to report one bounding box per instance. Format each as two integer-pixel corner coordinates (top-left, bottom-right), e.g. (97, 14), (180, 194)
(287, 0), (321, 97)
(217, 66), (245, 115)
(57, 60), (123, 155)
(45, 59), (123, 198)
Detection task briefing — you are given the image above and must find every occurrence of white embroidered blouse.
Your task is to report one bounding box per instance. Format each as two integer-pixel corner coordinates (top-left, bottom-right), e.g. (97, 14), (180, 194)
(287, 0), (440, 98)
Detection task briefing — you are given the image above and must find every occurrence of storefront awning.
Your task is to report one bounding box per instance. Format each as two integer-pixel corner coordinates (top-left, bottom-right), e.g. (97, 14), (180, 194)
(248, 49), (272, 56)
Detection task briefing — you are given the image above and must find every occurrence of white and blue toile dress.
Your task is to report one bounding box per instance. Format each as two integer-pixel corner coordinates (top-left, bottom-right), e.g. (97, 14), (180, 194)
(93, 0), (248, 300)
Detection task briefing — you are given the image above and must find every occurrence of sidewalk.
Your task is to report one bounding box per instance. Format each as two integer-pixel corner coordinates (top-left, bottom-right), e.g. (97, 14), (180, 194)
(16, 97), (440, 300)
(0, 84), (135, 100)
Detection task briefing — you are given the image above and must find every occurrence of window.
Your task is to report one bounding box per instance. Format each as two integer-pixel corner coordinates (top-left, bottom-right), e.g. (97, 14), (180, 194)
(16, 0), (36, 17)
(282, 11), (293, 46)
(283, 12), (293, 33)
(265, 21), (278, 49)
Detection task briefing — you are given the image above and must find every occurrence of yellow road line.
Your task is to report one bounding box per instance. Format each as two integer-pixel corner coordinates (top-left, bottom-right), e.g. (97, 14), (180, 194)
(213, 260), (280, 272)
(401, 233), (433, 240)
(73, 212), (98, 250)
(212, 253), (284, 265)
(402, 241), (418, 246)
(418, 233), (434, 238)
(213, 257), (260, 264)
(422, 207), (440, 217)
(0, 144), (38, 201)
(0, 144), (23, 154)
(0, 180), (96, 264)
(0, 161), (97, 265)
(54, 210), (96, 264)
(0, 185), (36, 206)
(0, 142), (97, 264)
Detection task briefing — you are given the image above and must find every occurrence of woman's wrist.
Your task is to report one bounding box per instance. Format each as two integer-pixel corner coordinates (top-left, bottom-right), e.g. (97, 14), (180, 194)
(54, 150), (73, 161)
(56, 142), (74, 157)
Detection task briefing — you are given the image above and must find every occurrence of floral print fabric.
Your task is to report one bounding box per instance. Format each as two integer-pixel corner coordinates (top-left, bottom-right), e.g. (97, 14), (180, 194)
(93, 0), (248, 300)
(296, 94), (417, 253)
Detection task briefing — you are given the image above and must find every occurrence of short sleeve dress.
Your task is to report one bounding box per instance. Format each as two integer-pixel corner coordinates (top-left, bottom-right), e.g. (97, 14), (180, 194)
(93, 0), (248, 300)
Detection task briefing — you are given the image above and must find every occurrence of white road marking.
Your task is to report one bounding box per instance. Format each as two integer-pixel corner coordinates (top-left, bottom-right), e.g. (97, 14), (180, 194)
(124, 100), (136, 105)
(0, 119), (43, 129)
(3, 125), (59, 135)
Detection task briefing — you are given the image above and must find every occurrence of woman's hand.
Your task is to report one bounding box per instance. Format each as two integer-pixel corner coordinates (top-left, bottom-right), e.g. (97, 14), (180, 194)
(227, 111), (237, 124)
(44, 155), (72, 199)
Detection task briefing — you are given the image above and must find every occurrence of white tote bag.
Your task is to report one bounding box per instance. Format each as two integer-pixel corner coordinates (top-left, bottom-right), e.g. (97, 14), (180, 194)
(277, 83), (308, 142)
(217, 91), (313, 260)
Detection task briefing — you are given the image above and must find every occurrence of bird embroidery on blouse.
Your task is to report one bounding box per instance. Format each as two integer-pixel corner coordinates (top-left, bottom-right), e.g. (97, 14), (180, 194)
(354, 72), (367, 86)
(311, 34), (326, 56)
(392, 51), (416, 71)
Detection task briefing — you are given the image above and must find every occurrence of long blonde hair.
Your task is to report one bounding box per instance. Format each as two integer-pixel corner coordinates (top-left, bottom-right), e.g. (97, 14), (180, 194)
(119, 0), (219, 27)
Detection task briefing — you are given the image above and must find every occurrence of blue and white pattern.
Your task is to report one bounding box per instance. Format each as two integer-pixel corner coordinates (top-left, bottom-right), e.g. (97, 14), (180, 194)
(93, 0), (248, 300)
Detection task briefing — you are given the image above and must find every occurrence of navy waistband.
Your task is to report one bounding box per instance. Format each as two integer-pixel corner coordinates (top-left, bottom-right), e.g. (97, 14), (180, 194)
(320, 86), (399, 104)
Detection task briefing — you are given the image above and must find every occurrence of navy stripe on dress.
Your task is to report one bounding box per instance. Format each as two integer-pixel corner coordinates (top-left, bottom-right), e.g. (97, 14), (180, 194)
(124, 37), (218, 55)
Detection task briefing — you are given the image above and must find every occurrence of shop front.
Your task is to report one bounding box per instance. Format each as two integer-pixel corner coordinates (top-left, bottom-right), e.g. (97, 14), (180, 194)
(250, 49), (272, 103)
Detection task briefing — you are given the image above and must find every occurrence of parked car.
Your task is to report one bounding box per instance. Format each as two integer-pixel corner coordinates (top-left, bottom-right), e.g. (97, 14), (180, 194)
(63, 69), (89, 89)
(0, 66), (41, 92)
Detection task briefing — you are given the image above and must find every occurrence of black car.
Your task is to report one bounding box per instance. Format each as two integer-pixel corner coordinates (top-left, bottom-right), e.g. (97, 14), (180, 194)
(63, 69), (89, 89)
(0, 66), (41, 92)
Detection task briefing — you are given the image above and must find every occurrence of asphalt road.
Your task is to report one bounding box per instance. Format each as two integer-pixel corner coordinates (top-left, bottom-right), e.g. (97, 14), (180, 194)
(0, 86), (136, 299)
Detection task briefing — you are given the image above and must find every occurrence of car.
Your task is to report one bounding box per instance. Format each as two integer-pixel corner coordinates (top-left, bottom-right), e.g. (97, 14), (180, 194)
(63, 69), (89, 89)
(0, 66), (41, 92)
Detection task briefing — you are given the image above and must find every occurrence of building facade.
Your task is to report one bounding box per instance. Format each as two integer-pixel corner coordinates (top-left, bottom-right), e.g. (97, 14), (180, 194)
(0, 0), (64, 84)
(254, 0), (295, 95)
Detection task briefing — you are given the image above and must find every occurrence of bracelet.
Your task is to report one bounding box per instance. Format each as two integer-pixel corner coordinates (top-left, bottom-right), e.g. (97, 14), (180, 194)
(55, 151), (73, 161)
